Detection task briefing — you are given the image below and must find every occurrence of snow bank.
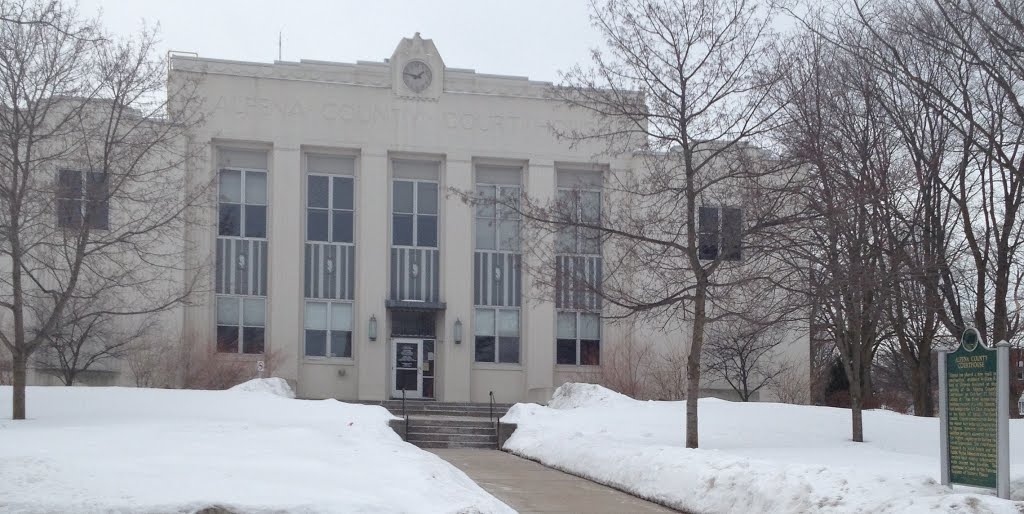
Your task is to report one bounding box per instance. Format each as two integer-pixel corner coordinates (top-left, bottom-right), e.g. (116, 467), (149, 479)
(0, 386), (512, 514)
(546, 381), (632, 409)
(228, 377), (296, 398)
(503, 382), (1024, 514)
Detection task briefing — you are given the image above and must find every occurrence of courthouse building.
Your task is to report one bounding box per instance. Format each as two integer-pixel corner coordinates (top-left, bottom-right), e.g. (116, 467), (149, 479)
(27, 34), (809, 403)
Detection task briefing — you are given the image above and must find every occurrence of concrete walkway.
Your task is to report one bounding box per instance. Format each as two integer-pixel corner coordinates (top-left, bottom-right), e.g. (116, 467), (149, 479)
(429, 449), (677, 514)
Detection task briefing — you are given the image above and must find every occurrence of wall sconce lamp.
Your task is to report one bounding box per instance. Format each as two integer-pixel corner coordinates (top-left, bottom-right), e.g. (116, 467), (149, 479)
(368, 314), (378, 341)
(454, 318), (463, 344)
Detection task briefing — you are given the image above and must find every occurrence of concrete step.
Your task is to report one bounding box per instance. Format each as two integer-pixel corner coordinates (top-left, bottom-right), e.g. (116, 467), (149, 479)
(408, 417), (495, 428)
(406, 432), (496, 443)
(412, 440), (497, 449)
(405, 425), (495, 435)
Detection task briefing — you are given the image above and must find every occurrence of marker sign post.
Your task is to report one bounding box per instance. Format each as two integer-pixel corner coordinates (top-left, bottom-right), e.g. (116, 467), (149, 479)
(938, 327), (1010, 498)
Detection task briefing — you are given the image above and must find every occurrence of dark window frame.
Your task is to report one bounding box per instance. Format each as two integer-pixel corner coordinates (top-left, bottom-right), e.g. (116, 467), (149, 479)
(474, 183), (521, 251)
(473, 306), (521, 364)
(218, 167), (268, 239)
(215, 295), (266, 355)
(56, 169), (109, 230)
(306, 173), (355, 244)
(699, 206), (742, 261)
(555, 187), (602, 257)
(392, 179), (438, 248)
(555, 310), (601, 366)
(303, 300), (354, 359)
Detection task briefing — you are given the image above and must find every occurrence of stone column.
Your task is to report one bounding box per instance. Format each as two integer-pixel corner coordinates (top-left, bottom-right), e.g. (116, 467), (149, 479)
(356, 148), (390, 400)
(524, 160), (556, 403)
(269, 144), (302, 387)
(441, 153), (474, 402)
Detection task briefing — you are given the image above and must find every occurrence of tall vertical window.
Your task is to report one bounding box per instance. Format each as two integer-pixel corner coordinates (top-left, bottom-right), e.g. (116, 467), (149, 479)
(698, 206), (742, 261)
(57, 169), (109, 230)
(307, 175), (353, 243)
(474, 165), (522, 364)
(216, 296), (266, 354)
(555, 169), (603, 366)
(392, 180), (438, 247)
(219, 168), (267, 238)
(216, 149), (269, 355)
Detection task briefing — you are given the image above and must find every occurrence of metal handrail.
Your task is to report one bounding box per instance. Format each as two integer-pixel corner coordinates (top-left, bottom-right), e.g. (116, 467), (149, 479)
(489, 390), (498, 450)
(402, 388), (409, 441)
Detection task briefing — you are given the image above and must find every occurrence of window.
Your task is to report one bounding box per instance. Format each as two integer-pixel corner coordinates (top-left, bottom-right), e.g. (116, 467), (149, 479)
(699, 206), (741, 261)
(392, 180), (438, 247)
(475, 308), (520, 363)
(555, 189), (601, 255)
(219, 169), (267, 238)
(216, 296), (265, 354)
(57, 169), (108, 230)
(304, 301), (353, 358)
(307, 175), (354, 243)
(475, 185), (520, 251)
(556, 311), (600, 365)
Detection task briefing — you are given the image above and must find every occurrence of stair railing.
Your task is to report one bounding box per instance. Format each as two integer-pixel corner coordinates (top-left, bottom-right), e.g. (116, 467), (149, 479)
(489, 390), (499, 450)
(402, 388), (409, 441)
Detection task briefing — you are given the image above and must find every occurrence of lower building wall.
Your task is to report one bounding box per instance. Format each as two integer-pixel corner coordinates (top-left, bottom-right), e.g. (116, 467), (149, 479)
(297, 361), (358, 399)
(470, 367), (525, 404)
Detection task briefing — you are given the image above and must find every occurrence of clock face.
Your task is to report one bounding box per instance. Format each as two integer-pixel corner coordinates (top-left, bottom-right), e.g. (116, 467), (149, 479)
(402, 60), (432, 93)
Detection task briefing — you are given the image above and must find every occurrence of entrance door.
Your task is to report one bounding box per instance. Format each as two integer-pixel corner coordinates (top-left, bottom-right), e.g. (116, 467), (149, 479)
(392, 338), (422, 398)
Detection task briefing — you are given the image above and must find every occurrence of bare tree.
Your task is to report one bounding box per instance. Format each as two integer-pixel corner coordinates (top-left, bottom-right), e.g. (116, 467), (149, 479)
(703, 315), (789, 401)
(470, 0), (798, 449)
(0, 0), (206, 419)
(33, 294), (156, 386)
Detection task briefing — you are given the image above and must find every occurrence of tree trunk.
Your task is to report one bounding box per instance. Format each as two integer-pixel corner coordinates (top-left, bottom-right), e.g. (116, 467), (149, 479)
(849, 357), (864, 442)
(12, 351), (26, 420)
(686, 289), (707, 449)
(911, 346), (934, 417)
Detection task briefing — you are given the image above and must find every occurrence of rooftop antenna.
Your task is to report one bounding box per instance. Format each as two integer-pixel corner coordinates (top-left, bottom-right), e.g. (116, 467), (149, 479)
(278, 29), (282, 61)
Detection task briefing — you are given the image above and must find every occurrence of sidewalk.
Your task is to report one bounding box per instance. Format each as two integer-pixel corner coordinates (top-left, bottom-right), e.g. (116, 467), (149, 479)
(429, 449), (677, 514)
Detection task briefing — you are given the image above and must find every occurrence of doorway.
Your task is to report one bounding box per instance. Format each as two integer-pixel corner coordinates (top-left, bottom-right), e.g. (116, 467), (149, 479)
(390, 310), (437, 399)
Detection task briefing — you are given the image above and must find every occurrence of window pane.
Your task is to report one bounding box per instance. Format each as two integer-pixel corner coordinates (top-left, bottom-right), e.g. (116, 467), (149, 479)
(498, 187), (520, 219)
(332, 210), (353, 243)
(556, 339), (577, 365)
(245, 171), (267, 205)
(475, 336), (496, 363)
(556, 312), (577, 339)
(333, 177), (353, 210)
(393, 181), (414, 213)
(392, 214), (413, 245)
(417, 182), (438, 214)
(219, 169), (241, 203)
(475, 308), (495, 336)
(476, 185), (496, 218)
(555, 227), (576, 254)
(242, 327), (265, 354)
(475, 219), (496, 250)
(217, 325), (239, 353)
(244, 205), (267, 238)
(308, 175), (329, 208)
(417, 215), (437, 247)
(58, 169), (82, 199)
(217, 296), (239, 325)
(57, 198), (83, 228)
(243, 298), (266, 326)
(580, 340), (600, 365)
(218, 204), (241, 236)
(581, 191), (601, 223)
(497, 310), (519, 337)
(308, 208), (331, 241)
(330, 331), (352, 358)
(307, 209), (328, 241)
(498, 219), (519, 251)
(87, 198), (109, 230)
(721, 207), (742, 261)
(305, 301), (327, 329)
(580, 313), (600, 340)
(699, 206), (720, 260)
(499, 336), (520, 364)
(86, 173), (108, 230)
(579, 227), (600, 254)
(305, 330), (327, 357)
(330, 302), (353, 331)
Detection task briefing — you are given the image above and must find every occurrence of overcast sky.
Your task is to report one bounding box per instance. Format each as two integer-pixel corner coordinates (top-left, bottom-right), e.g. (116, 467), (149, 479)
(75, 0), (603, 84)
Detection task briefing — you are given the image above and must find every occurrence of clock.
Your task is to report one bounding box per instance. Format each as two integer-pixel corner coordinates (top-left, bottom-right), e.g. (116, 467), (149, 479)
(402, 60), (432, 93)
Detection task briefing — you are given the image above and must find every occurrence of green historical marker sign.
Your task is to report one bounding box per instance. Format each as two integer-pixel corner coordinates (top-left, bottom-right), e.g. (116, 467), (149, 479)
(944, 335), (998, 488)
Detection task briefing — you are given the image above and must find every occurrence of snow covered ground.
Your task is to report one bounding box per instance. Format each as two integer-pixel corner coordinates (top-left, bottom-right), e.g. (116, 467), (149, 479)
(503, 383), (1024, 514)
(0, 380), (513, 514)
